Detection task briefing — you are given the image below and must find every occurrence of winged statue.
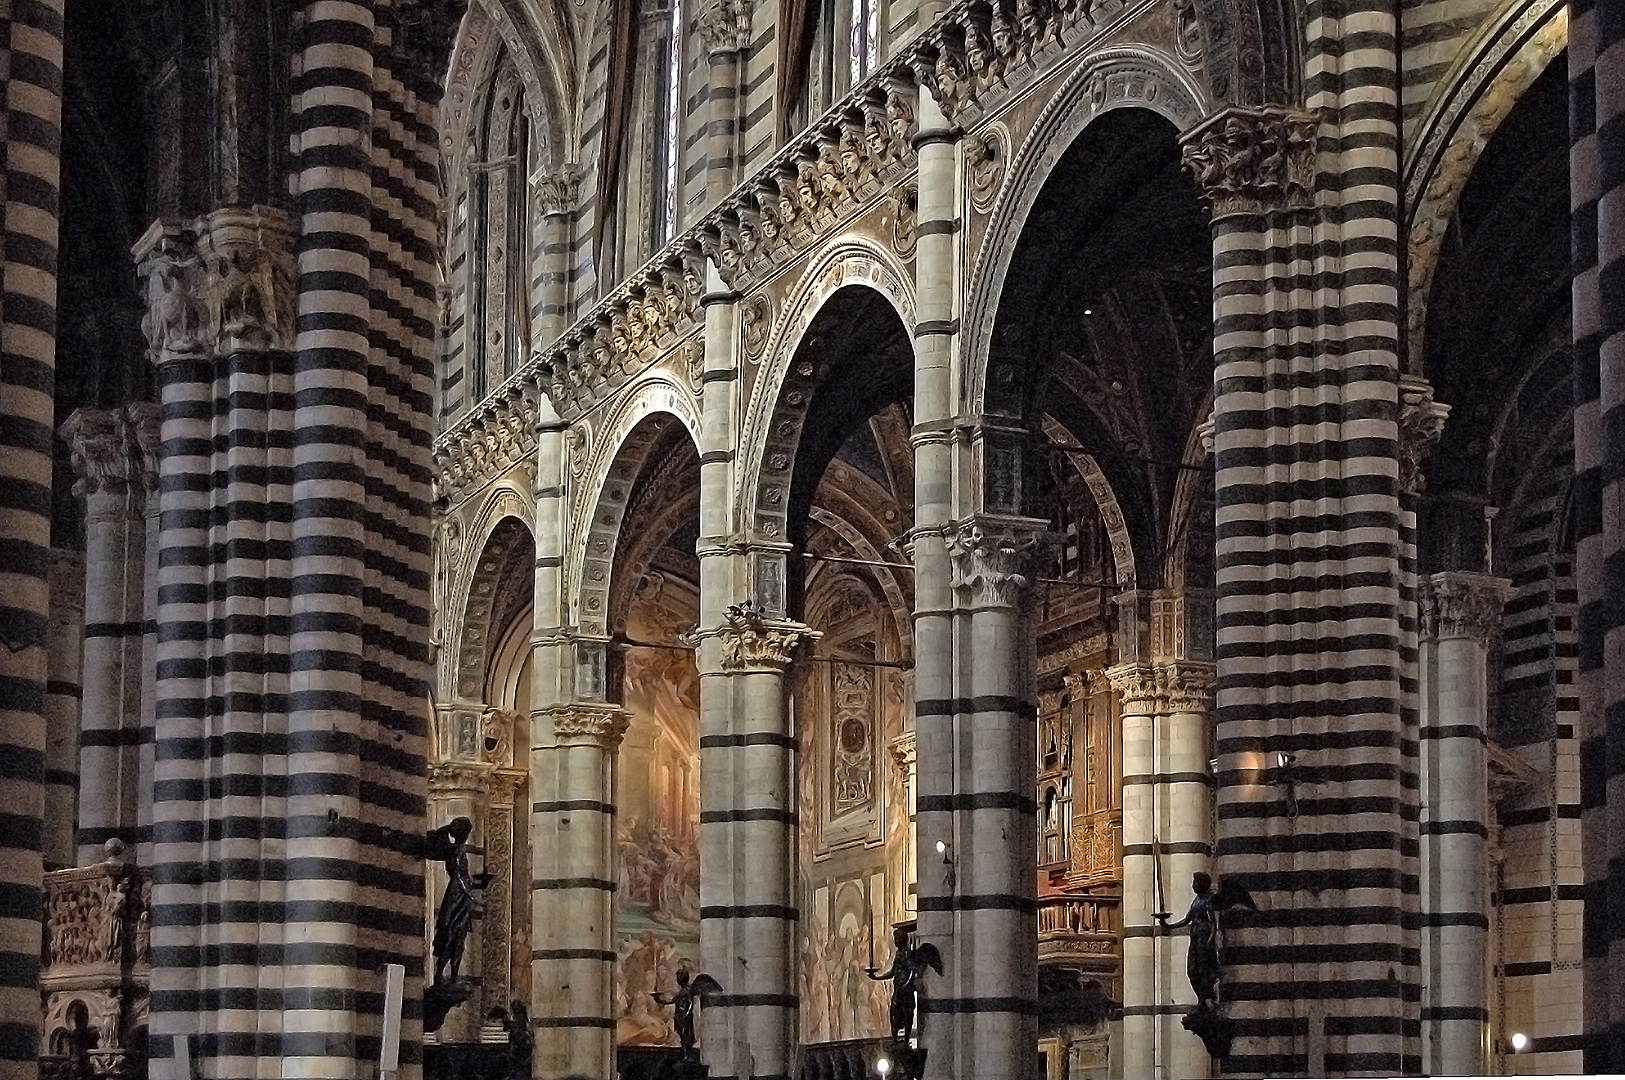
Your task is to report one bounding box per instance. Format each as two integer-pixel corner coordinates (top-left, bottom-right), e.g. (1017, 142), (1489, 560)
(865, 926), (944, 1044)
(653, 968), (725, 1058)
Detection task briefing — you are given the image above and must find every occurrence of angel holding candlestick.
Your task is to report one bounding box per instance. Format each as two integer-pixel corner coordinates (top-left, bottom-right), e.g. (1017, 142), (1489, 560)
(653, 968), (724, 1058)
(865, 926), (943, 1045)
(427, 816), (490, 986)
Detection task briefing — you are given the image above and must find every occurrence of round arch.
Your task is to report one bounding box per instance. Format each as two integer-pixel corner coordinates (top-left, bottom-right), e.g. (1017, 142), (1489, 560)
(963, 47), (1206, 419)
(452, 509), (536, 702)
(1404, 0), (1567, 372)
(569, 376), (703, 636)
(738, 244), (917, 543)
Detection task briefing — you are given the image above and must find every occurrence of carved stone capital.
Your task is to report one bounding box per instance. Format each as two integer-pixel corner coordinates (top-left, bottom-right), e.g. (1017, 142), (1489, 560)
(1398, 374), (1450, 494)
(547, 703), (630, 749)
(698, 0), (752, 55)
(60, 408), (135, 497)
(715, 616), (816, 673)
(1181, 106), (1322, 217)
(1105, 663), (1161, 711)
(890, 730), (916, 777)
(486, 768), (527, 806)
(1063, 670), (1095, 699)
(125, 402), (160, 494)
(1420, 572), (1509, 645)
(531, 164), (580, 216)
(1159, 661), (1216, 713)
(133, 219), (208, 361)
(946, 517), (1047, 608)
(198, 205), (296, 350)
(429, 760), (492, 798)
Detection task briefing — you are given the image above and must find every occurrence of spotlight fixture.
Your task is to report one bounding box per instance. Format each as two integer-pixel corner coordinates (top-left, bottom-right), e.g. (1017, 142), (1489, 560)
(935, 839), (952, 863)
(1510, 1032), (1529, 1053)
(1262, 750), (1319, 819)
(876, 1056), (892, 1077)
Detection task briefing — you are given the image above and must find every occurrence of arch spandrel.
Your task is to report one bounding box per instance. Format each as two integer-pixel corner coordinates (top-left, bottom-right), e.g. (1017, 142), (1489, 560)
(568, 375), (703, 637)
(964, 47), (1206, 424)
(738, 243), (917, 544)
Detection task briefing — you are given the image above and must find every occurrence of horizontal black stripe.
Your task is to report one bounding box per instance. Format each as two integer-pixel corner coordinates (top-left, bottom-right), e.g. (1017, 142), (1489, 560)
(709, 993), (797, 1008)
(699, 732), (797, 749)
(917, 792), (1037, 813)
(532, 948), (618, 962)
(1422, 1005), (1487, 1021)
(700, 807), (795, 824)
(700, 904), (797, 920)
(915, 695), (1030, 717)
(917, 893), (1034, 913)
(533, 800), (614, 815)
(922, 996), (1037, 1015)
(531, 877), (615, 891)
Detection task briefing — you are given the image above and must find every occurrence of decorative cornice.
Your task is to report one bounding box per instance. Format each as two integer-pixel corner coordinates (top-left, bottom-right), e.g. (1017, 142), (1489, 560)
(1420, 572), (1509, 645)
(546, 703), (630, 749)
(1180, 106), (1322, 217)
(1398, 374), (1450, 495)
(946, 516), (1047, 609)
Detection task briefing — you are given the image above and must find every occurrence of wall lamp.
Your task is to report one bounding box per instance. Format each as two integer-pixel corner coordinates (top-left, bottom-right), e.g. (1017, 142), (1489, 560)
(1261, 751), (1322, 818)
(935, 839), (953, 864)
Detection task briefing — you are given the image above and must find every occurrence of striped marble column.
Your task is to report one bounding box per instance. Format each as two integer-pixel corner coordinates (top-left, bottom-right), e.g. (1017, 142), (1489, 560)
(42, 550), (82, 872)
(1184, 60), (1419, 1074)
(1572, 0), (1625, 1068)
(531, 701), (627, 1079)
(1418, 572), (1507, 1075)
(60, 407), (145, 864)
(129, 400), (160, 868)
(530, 166), (577, 346)
(697, 613), (813, 1080)
(1110, 662), (1163, 1080)
(699, 0), (747, 209)
(0, 0), (66, 1070)
(922, 517), (1044, 1080)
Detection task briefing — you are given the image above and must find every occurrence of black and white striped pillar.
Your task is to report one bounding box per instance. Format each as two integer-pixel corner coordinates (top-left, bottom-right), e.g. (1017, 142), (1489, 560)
(1571, 0), (1625, 1068)
(0, 0), (65, 1070)
(1185, 43), (1420, 1071)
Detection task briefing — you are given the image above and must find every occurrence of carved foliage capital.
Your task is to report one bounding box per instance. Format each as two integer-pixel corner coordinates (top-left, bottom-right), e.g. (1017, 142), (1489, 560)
(1160, 661), (1216, 713)
(698, 0), (752, 55)
(1398, 375), (1450, 494)
(947, 517), (1045, 608)
(429, 759), (492, 797)
(60, 408), (134, 497)
(1105, 663), (1161, 709)
(547, 703), (630, 748)
(716, 618), (816, 673)
(1420, 572), (1509, 645)
(1181, 106), (1322, 217)
(531, 164), (581, 216)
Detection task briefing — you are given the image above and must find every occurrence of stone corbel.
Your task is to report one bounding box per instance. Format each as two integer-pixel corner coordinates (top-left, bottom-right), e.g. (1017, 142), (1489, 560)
(1180, 105), (1323, 218)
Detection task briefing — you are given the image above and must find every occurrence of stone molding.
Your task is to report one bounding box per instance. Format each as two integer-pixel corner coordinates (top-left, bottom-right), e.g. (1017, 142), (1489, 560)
(530, 164), (580, 217)
(698, 0), (752, 55)
(546, 703), (631, 749)
(433, 386), (542, 507)
(946, 516), (1047, 608)
(1398, 374), (1450, 495)
(1180, 105), (1322, 217)
(1420, 572), (1510, 645)
(132, 205), (296, 361)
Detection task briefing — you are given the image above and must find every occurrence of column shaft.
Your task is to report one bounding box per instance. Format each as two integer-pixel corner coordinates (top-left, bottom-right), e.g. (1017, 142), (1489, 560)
(1419, 573), (1507, 1075)
(0, 1), (66, 1070)
(61, 408), (145, 864)
(43, 551), (83, 871)
(1113, 667), (1161, 1080)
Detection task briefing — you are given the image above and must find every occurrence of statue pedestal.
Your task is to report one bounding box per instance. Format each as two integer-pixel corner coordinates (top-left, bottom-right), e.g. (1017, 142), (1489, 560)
(1181, 1004), (1235, 1061)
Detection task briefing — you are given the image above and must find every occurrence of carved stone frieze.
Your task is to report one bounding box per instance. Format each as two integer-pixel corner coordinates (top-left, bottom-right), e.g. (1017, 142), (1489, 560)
(887, 185), (918, 261)
(1420, 572), (1510, 645)
(1397, 374), (1450, 494)
(1181, 106), (1322, 217)
(946, 517), (1046, 608)
(547, 703), (630, 748)
(432, 385), (542, 508)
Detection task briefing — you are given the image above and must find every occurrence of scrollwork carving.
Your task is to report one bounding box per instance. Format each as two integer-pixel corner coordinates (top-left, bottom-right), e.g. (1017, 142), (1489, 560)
(531, 164), (580, 216)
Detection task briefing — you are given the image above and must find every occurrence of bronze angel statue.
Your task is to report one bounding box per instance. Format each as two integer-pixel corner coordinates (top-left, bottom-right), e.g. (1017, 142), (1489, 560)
(1155, 871), (1256, 1009)
(865, 926), (944, 1044)
(425, 816), (490, 986)
(653, 968), (724, 1058)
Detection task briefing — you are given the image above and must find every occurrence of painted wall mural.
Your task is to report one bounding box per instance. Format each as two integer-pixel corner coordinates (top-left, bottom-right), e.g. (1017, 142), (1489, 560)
(615, 588), (701, 1047)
